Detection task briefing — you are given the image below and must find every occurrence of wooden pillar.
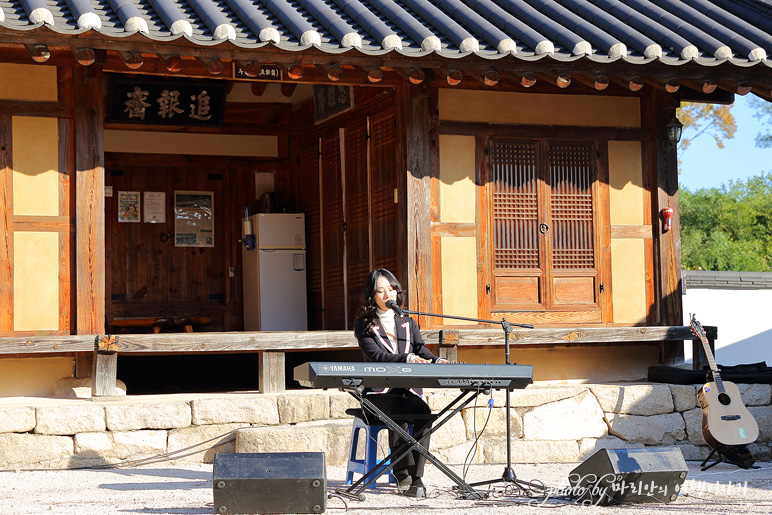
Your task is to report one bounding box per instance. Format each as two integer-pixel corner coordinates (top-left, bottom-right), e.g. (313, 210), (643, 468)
(259, 350), (286, 393)
(73, 64), (105, 336)
(438, 330), (459, 362)
(401, 85), (434, 319)
(74, 63), (107, 393)
(652, 92), (684, 364)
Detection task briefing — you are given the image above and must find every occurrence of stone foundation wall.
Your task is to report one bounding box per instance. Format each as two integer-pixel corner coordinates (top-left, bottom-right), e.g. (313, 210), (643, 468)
(1, 384), (770, 470)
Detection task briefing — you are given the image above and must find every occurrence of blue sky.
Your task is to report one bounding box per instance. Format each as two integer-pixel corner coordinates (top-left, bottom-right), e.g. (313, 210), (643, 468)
(678, 95), (771, 191)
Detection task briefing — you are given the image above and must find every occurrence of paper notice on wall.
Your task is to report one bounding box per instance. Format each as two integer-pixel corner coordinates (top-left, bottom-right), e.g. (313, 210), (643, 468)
(144, 191), (166, 223)
(174, 191), (214, 247)
(118, 191), (140, 223)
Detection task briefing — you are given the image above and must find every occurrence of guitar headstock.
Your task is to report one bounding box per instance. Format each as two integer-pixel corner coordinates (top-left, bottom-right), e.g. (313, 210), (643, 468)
(689, 313), (708, 343)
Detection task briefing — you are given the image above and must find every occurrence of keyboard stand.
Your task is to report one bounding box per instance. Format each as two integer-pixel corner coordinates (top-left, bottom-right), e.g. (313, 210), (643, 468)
(336, 384), (488, 501)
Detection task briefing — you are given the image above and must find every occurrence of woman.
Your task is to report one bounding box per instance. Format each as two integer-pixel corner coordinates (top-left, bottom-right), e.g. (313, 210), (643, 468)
(353, 268), (450, 497)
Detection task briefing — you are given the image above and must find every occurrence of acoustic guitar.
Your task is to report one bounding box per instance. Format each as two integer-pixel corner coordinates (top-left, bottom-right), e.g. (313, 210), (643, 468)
(690, 314), (759, 449)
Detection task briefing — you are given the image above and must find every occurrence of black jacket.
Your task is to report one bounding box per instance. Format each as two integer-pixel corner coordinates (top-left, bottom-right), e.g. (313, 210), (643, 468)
(354, 314), (439, 395)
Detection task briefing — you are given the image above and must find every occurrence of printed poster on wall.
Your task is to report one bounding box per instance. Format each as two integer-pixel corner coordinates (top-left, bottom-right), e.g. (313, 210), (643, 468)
(118, 191), (140, 223)
(143, 191), (166, 223)
(174, 191), (214, 247)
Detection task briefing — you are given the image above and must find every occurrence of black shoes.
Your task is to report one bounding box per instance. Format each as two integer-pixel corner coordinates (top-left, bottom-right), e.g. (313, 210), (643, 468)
(395, 472), (412, 491)
(405, 477), (426, 498)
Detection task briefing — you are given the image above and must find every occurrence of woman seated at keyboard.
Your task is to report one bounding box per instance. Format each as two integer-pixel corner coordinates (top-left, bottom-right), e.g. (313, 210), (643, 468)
(353, 268), (451, 497)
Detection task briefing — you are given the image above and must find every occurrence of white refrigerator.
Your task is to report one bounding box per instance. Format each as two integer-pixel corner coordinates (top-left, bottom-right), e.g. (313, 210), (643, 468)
(242, 213), (307, 331)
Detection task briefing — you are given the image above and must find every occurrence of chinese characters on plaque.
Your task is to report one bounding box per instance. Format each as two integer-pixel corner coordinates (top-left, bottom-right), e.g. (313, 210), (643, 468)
(313, 85), (354, 124)
(107, 79), (226, 127)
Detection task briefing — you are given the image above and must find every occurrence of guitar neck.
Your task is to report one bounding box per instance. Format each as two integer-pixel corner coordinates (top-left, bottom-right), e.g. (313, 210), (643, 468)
(691, 317), (725, 393)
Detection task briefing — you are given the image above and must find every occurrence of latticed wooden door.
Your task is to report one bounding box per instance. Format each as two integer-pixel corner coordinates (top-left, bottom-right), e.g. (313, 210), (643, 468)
(488, 139), (603, 323)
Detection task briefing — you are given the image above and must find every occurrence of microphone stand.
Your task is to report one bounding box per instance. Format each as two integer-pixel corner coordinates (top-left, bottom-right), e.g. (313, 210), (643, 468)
(399, 307), (544, 492)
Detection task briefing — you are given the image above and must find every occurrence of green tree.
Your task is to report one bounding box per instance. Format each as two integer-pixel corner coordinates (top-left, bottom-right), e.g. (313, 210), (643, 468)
(680, 173), (772, 271)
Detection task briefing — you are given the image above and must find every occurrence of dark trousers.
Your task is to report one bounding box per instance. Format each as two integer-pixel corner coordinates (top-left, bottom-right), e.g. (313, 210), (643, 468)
(365, 390), (433, 478)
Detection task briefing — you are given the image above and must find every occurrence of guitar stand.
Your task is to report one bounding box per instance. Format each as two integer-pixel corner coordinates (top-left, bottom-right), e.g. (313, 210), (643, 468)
(701, 445), (758, 471)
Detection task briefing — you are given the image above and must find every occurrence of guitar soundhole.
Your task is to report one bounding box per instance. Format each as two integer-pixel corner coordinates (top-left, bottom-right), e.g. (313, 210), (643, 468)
(718, 393), (732, 406)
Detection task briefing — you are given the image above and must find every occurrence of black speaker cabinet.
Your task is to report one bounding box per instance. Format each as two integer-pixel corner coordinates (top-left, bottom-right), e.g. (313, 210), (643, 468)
(568, 447), (688, 505)
(213, 452), (326, 514)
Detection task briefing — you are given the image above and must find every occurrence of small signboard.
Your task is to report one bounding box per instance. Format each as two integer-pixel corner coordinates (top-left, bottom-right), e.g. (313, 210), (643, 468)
(233, 62), (283, 81)
(313, 85), (354, 124)
(107, 79), (226, 127)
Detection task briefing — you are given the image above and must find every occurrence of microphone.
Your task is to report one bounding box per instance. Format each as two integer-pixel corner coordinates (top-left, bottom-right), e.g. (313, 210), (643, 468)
(385, 299), (405, 317)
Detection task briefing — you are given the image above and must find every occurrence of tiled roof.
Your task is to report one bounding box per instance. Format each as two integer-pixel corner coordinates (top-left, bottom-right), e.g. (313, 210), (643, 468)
(682, 270), (772, 290)
(1, 0), (772, 70)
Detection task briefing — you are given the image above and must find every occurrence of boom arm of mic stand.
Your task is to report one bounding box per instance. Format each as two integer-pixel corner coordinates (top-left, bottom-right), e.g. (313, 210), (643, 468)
(400, 309), (533, 329)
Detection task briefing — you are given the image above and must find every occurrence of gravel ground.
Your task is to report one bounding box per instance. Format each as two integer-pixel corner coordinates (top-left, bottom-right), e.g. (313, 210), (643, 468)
(1, 460), (771, 515)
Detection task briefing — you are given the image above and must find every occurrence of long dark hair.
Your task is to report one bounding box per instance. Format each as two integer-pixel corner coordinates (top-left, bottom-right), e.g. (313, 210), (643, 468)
(354, 268), (405, 331)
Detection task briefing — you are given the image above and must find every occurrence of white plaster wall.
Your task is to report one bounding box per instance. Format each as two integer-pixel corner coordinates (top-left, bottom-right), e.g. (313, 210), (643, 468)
(682, 288), (772, 366)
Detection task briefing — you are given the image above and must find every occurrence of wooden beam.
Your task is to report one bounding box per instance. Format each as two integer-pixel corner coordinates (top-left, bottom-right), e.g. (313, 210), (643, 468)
(72, 47), (96, 67)
(395, 67), (426, 85)
(25, 44), (50, 63)
(198, 57), (224, 75)
(317, 64), (344, 82)
(251, 82), (268, 96)
(403, 87), (433, 321)
(74, 65), (106, 335)
(159, 54), (184, 73)
(286, 63), (305, 80)
(681, 78), (718, 95)
(441, 68), (463, 86)
(118, 50), (144, 70)
(653, 93), (683, 327)
(540, 73), (571, 88)
(0, 117), (11, 333)
(238, 60), (261, 78)
(573, 74), (609, 91)
(473, 69), (500, 87)
(751, 83), (772, 102)
(258, 350), (285, 393)
(356, 66), (383, 83)
(645, 77), (680, 93)
(280, 82), (297, 97)
(610, 75), (644, 92)
(512, 72), (537, 88)
(717, 80), (752, 96)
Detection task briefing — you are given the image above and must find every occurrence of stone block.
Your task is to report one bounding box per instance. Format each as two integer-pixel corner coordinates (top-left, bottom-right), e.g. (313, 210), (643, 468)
(738, 384), (772, 406)
(329, 392), (359, 419)
(429, 412), (467, 450)
(523, 391), (606, 440)
(578, 436), (644, 459)
(191, 395), (279, 425)
(462, 405), (523, 439)
(484, 438), (581, 463)
(0, 433), (73, 469)
(168, 423), (248, 463)
(748, 441), (772, 461)
(235, 420), (351, 467)
(74, 430), (167, 460)
(0, 407), (36, 433)
(105, 402), (191, 431)
(426, 390), (460, 412)
(675, 442), (711, 461)
(278, 392), (329, 424)
(590, 384), (674, 415)
(53, 377), (127, 398)
(434, 441), (484, 465)
(748, 405), (772, 440)
(682, 408), (705, 446)
(36, 405), (106, 435)
(669, 385), (697, 412)
(605, 413), (685, 445)
(502, 386), (589, 408)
